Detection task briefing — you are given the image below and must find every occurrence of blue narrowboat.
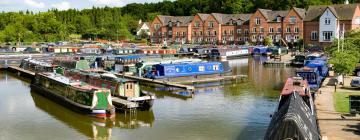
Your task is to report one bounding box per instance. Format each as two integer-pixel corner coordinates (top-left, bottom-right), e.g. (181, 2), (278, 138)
(144, 62), (227, 79)
(253, 46), (271, 55)
(296, 67), (322, 92)
(305, 60), (329, 80)
(305, 53), (327, 65)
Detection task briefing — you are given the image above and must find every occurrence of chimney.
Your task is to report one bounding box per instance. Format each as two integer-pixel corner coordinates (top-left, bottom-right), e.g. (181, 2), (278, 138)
(345, 0), (349, 4)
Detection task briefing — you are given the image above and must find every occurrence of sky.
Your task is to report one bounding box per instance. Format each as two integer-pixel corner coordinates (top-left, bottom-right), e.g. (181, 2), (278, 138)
(0, 0), (164, 12)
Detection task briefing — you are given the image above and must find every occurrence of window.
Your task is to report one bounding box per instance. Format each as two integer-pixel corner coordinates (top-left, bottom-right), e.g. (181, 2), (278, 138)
(200, 31), (203, 35)
(277, 17), (282, 22)
(269, 27), (274, 33)
(224, 30), (227, 35)
(260, 27), (264, 33)
(207, 31), (211, 36)
(253, 27), (257, 33)
(230, 30), (234, 35)
(244, 29), (249, 35)
(195, 21), (200, 28)
(258, 35), (264, 41)
(323, 31), (333, 41)
(311, 31), (318, 40)
(209, 21), (214, 28)
(155, 24), (161, 30)
(269, 35), (273, 40)
(255, 17), (261, 25)
(275, 35), (280, 42)
(244, 37), (249, 42)
(238, 37), (242, 41)
(356, 16), (360, 25)
(168, 31), (172, 36)
(237, 29), (242, 34)
(193, 31), (196, 36)
(182, 32), (186, 36)
(252, 35), (257, 41)
(214, 31), (217, 35)
(294, 35), (299, 42)
(277, 27), (282, 33)
(199, 66), (205, 71)
(294, 27), (299, 33)
(286, 35), (292, 41)
(289, 16), (296, 24)
(158, 32), (162, 36)
(286, 27), (291, 33)
(213, 65), (219, 70)
(325, 18), (331, 25)
(168, 22), (172, 27)
(176, 32), (179, 36)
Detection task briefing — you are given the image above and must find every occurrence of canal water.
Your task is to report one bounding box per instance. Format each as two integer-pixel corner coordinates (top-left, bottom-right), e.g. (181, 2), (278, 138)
(0, 56), (294, 140)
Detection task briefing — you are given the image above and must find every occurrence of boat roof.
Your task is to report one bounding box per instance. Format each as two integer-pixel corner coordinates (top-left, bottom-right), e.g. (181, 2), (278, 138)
(114, 55), (144, 60)
(281, 77), (309, 97)
(296, 66), (318, 72)
(306, 60), (326, 67)
(156, 61), (221, 67)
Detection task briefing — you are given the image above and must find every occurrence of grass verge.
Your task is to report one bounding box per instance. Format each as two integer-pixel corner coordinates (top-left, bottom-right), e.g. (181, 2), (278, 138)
(334, 92), (360, 113)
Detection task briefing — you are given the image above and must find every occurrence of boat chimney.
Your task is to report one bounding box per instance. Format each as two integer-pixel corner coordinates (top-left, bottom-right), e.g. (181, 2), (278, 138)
(345, 0), (349, 4)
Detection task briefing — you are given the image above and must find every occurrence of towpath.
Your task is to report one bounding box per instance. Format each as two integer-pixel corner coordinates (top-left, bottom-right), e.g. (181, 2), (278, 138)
(316, 76), (360, 140)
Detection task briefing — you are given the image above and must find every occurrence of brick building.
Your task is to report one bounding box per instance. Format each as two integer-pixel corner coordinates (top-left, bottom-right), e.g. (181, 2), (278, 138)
(149, 4), (360, 47)
(304, 4), (360, 47)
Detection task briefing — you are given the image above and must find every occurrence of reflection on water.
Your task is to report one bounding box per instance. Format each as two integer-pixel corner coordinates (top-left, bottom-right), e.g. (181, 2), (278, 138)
(30, 91), (155, 139)
(0, 57), (295, 140)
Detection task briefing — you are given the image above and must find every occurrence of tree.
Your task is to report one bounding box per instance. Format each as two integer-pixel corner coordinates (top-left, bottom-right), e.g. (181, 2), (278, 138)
(264, 37), (273, 46)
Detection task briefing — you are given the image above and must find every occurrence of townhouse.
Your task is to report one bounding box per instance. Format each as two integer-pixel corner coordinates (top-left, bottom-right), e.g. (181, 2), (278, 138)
(149, 4), (360, 47)
(304, 4), (360, 46)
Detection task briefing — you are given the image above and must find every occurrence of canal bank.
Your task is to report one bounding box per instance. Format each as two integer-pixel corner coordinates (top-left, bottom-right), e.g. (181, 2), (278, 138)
(316, 76), (360, 140)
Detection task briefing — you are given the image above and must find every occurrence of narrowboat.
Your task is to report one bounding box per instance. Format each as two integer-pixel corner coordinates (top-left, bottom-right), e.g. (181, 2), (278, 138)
(31, 72), (116, 118)
(144, 61), (230, 79)
(135, 58), (202, 77)
(64, 70), (155, 110)
(209, 47), (249, 59)
(112, 55), (143, 73)
(296, 67), (322, 92)
(53, 57), (91, 70)
(305, 53), (327, 65)
(290, 54), (306, 67)
(112, 48), (140, 55)
(193, 47), (212, 58)
(305, 60), (329, 80)
(253, 46), (271, 55)
(264, 77), (319, 140)
(20, 58), (54, 72)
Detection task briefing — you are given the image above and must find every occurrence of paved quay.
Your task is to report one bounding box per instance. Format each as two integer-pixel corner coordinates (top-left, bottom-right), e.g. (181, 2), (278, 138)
(316, 76), (360, 140)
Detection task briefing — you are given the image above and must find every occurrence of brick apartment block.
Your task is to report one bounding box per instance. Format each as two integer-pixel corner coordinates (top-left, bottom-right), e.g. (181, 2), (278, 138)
(150, 4), (360, 47)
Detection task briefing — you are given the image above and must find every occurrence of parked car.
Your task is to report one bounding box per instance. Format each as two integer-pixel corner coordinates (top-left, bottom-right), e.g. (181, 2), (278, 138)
(350, 77), (360, 88)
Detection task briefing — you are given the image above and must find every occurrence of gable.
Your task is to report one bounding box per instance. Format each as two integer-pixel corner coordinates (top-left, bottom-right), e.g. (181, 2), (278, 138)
(321, 8), (337, 19)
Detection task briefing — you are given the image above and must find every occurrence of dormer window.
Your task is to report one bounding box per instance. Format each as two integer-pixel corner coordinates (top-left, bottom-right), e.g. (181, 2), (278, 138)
(277, 17), (282, 22)
(176, 22), (180, 27)
(195, 21), (200, 28)
(209, 21), (214, 28)
(325, 18), (331, 25)
(168, 22), (172, 27)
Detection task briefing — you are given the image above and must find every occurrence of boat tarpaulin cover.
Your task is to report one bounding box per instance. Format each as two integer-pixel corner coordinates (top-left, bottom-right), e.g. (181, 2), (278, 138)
(264, 93), (320, 140)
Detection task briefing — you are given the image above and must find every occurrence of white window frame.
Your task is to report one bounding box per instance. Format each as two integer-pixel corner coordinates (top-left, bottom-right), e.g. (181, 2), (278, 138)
(237, 29), (242, 34)
(269, 27), (274, 33)
(311, 31), (318, 40)
(255, 17), (261, 25)
(323, 31), (333, 41)
(325, 18), (331, 25)
(294, 27), (299, 33)
(289, 16), (296, 24)
(253, 27), (257, 33)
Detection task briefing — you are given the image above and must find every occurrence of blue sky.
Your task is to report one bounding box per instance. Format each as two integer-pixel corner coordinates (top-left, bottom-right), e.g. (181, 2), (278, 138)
(0, 0), (164, 12)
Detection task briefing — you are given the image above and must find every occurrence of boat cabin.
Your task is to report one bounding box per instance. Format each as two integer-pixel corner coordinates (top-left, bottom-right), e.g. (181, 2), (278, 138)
(296, 67), (321, 91)
(305, 60), (328, 79)
(144, 62), (224, 79)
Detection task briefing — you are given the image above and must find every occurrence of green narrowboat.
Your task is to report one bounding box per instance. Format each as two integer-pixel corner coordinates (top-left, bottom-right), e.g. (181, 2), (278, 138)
(31, 72), (115, 118)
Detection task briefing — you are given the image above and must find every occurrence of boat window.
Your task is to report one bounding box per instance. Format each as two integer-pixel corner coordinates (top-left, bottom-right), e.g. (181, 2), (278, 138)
(199, 66), (205, 72)
(213, 65), (219, 70)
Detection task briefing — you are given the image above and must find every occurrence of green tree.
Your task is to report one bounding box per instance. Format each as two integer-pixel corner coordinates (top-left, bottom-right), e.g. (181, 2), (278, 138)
(264, 37), (273, 46)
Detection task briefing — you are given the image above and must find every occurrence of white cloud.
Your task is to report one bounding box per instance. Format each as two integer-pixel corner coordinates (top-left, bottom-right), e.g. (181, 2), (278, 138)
(51, 1), (71, 11)
(24, 0), (45, 8)
(90, 0), (124, 6)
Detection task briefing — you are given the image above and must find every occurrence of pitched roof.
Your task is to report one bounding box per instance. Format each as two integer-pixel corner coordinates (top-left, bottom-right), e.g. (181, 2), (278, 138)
(210, 13), (251, 25)
(257, 9), (289, 22)
(169, 16), (194, 26)
(304, 4), (359, 21)
(293, 7), (306, 19)
(136, 22), (150, 31)
(197, 13), (210, 21)
(156, 15), (173, 25)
